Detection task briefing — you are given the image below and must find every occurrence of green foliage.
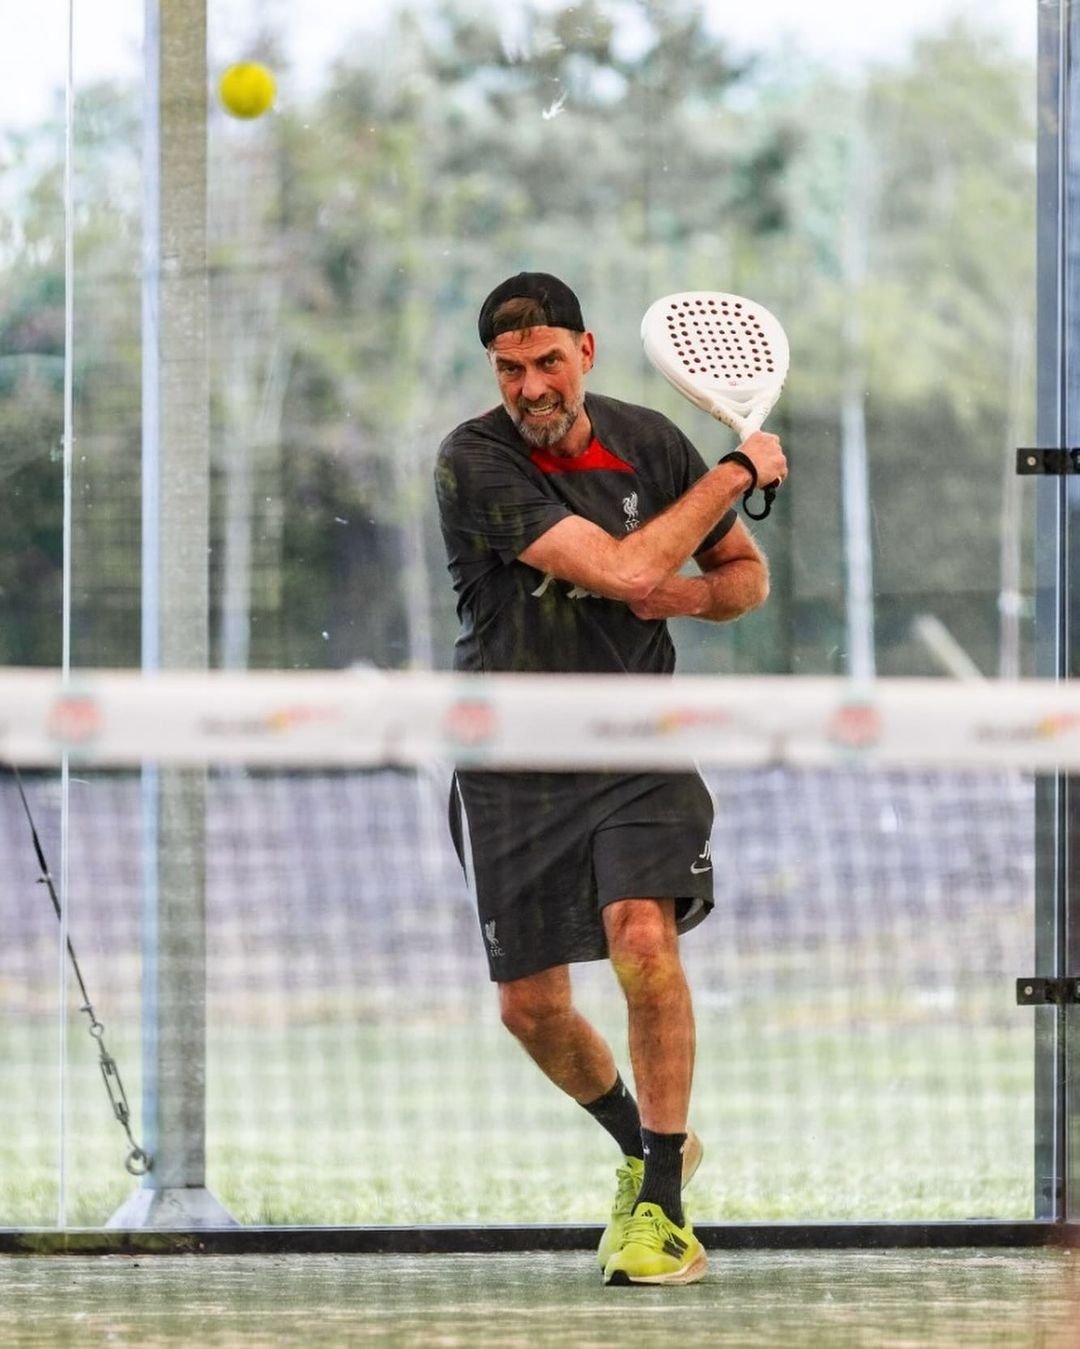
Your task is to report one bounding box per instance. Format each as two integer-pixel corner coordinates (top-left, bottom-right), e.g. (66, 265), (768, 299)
(0, 4), (1037, 674)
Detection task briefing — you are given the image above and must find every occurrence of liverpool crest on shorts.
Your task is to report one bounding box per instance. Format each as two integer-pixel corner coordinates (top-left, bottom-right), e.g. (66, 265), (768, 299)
(484, 920), (505, 958)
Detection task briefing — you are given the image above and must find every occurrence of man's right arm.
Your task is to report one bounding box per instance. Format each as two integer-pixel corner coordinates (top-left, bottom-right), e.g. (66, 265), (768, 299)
(518, 431), (787, 603)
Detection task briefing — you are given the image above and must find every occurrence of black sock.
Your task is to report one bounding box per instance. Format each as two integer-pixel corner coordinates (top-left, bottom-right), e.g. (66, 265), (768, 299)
(635, 1128), (686, 1225)
(581, 1074), (644, 1159)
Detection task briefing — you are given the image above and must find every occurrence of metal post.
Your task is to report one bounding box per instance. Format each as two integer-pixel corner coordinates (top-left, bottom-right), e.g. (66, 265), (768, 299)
(841, 112), (876, 682)
(108, 0), (234, 1228)
(1033, 0), (1077, 1226)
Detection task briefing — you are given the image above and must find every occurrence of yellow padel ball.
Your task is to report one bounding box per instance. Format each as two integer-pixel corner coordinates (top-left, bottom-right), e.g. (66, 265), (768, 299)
(219, 63), (276, 120)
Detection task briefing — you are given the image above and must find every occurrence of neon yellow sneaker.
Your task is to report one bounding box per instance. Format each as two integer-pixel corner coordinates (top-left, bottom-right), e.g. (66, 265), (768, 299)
(603, 1202), (708, 1286)
(597, 1156), (643, 1270)
(596, 1129), (703, 1270)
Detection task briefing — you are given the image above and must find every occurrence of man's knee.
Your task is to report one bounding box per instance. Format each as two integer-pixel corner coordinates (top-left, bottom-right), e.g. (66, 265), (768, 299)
(498, 968), (572, 1042)
(604, 899), (682, 990)
(604, 898), (677, 959)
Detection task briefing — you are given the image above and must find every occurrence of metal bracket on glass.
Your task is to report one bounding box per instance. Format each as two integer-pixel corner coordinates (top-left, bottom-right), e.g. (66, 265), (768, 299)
(1016, 977), (1080, 1005)
(1016, 448), (1080, 474)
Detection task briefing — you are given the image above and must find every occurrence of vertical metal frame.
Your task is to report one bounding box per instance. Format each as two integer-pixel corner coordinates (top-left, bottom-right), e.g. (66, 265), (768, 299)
(1064, 0), (1080, 1228)
(106, 0), (234, 1230)
(1035, 0), (1080, 1222)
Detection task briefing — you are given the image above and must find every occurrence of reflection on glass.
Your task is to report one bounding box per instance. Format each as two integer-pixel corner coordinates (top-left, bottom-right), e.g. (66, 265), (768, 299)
(0, 1), (1039, 1229)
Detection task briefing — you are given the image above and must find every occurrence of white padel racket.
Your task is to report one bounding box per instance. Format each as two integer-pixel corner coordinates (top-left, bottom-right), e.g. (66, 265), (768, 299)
(641, 291), (789, 519)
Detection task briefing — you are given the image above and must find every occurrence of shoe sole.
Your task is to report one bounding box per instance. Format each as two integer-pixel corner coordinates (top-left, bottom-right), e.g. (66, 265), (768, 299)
(605, 1248), (709, 1286)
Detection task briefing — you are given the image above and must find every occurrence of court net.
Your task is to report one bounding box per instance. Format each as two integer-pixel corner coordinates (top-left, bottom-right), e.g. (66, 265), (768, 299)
(0, 668), (1062, 1230)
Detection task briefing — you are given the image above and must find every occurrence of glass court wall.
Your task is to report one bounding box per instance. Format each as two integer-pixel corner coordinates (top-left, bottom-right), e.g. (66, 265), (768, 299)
(0, 0), (1044, 1229)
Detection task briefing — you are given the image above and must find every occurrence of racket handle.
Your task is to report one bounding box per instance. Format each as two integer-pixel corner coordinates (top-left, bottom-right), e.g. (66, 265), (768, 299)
(738, 409), (767, 437)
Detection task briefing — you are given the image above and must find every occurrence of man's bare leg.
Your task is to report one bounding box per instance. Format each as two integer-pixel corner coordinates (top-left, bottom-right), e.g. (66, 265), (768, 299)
(603, 897), (696, 1219)
(498, 964), (618, 1104)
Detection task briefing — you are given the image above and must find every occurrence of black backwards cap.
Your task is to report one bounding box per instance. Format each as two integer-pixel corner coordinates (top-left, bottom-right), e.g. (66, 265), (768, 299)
(477, 272), (585, 347)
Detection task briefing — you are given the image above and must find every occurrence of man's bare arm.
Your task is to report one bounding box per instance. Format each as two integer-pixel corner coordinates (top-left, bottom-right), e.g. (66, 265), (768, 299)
(518, 432), (786, 603)
(626, 519), (769, 622)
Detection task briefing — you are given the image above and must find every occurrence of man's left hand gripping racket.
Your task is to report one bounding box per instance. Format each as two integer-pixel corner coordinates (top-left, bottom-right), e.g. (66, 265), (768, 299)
(641, 292), (790, 519)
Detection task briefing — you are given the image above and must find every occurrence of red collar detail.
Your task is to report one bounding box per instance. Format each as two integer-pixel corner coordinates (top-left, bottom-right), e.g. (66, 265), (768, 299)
(529, 438), (634, 475)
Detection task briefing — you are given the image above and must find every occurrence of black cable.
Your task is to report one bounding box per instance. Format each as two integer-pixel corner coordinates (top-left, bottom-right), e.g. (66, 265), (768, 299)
(8, 762), (151, 1176)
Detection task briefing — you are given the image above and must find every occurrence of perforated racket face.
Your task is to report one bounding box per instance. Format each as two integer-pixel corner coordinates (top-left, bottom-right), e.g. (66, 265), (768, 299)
(658, 294), (784, 383)
(641, 291), (789, 434)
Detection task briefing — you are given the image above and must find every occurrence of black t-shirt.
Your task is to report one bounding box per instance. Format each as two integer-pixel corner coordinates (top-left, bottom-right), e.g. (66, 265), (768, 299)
(435, 392), (735, 674)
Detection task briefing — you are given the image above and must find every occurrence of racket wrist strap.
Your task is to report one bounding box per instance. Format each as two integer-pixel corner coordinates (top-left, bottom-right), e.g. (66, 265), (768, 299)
(719, 449), (757, 491)
(719, 449), (774, 520)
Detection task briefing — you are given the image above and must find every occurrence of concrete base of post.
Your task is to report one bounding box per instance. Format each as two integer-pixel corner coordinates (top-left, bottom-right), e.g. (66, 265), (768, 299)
(106, 1186), (239, 1229)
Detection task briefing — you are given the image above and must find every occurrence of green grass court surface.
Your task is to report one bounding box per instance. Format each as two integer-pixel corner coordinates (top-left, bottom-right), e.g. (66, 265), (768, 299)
(1, 1249), (1076, 1347)
(2, 995), (1033, 1227)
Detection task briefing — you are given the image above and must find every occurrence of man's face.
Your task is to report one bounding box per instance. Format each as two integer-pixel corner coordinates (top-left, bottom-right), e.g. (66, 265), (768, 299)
(489, 325), (595, 452)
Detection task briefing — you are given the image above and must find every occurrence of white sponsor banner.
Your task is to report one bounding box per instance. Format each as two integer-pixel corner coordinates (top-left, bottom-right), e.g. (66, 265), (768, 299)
(2, 669), (1080, 770)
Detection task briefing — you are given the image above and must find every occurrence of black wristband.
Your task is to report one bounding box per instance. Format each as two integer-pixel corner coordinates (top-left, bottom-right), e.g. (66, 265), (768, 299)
(719, 448), (775, 520)
(719, 449), (757, 490)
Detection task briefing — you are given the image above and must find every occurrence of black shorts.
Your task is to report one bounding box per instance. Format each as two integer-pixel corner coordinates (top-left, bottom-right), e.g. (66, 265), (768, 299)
(449, 769), (715, 983)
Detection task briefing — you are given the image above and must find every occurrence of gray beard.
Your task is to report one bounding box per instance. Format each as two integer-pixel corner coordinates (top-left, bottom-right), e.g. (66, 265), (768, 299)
(512, 399), (580, 448)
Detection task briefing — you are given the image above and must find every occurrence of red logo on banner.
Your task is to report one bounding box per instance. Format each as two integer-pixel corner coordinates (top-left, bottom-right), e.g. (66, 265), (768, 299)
(443, 698), (498, 746)
(48, 694), (103, 746)
(827, 702), (882, 750)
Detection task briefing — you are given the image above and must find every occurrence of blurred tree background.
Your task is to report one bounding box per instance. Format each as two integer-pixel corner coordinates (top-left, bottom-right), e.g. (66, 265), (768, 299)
(0, 1), (1035, 675)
